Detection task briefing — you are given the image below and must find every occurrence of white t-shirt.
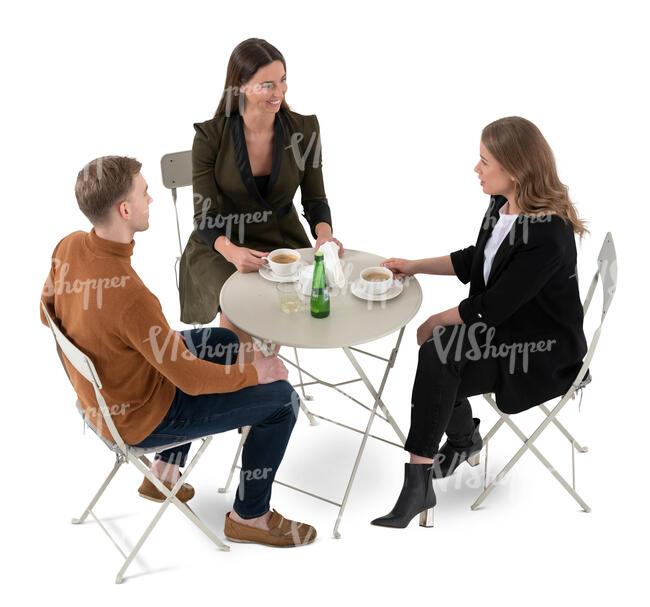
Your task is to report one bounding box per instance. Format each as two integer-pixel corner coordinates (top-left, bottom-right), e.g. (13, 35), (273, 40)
(483, 201), (519, 284)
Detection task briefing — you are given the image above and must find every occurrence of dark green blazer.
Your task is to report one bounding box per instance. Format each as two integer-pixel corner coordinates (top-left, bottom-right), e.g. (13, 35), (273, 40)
(178, 108), (332, 324)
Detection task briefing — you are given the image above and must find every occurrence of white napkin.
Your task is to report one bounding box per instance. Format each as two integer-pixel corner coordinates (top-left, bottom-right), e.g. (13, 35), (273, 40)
(319, 241), (345, 289)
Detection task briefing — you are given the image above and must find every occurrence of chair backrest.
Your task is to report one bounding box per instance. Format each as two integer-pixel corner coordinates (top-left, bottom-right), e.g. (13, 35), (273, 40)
(160, 151), (193, 289)
(40, 300), (128, 454)
(160, 150), (192, 190)
(572, 232), (617, 390)
(40, 300), (102, 388)
(583, 231), (617, 322)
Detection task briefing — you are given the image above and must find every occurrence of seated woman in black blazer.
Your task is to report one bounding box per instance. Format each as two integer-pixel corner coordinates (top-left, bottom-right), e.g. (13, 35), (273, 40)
(179, 38), (343, 361)
(373, 116), (588, 528)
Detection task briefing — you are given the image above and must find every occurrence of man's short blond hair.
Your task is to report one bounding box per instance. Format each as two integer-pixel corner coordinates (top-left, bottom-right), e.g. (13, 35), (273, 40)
(75, 156), (142, 225)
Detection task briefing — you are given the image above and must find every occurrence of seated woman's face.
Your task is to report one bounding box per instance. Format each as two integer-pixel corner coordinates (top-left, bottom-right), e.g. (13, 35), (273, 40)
(474, 141), (515, 197)
(239, 60), (288, 115)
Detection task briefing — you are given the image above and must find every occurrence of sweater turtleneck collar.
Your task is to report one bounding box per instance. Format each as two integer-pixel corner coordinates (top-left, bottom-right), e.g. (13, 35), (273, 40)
(86, 227), (135, 259)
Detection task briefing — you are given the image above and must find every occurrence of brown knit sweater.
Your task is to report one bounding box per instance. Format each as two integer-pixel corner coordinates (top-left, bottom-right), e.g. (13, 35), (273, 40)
(40, 228), (258, 444)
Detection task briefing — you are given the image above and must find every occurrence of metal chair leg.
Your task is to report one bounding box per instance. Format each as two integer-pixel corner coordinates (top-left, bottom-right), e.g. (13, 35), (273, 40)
(539, 403), (589, 452)
(219, 426), (249, 493)
(117, 438), (228, 583)
(472, 399), (591, 512)
(72, 455), (124, 524)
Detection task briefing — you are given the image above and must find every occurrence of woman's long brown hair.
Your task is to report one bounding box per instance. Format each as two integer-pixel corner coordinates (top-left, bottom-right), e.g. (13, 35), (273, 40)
(215, 38), (290, 117)
(482, 116), (588, 237)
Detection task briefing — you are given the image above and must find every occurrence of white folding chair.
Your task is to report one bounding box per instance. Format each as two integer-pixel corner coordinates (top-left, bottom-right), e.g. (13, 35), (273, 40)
(40, 300), (229, 584)
(472, 232), (617, 512)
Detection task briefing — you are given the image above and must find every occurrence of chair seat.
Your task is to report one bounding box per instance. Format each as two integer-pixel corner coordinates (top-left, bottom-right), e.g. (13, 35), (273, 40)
(75, 400), (202, 457)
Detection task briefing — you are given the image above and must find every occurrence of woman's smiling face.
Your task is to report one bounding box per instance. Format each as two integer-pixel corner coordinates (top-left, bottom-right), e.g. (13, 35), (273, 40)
(239, 60), (287, 114)
(474, 141), (515, 197)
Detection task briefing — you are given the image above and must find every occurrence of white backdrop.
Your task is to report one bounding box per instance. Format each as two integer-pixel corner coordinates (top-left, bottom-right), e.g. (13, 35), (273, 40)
(3, 0), (647, 603)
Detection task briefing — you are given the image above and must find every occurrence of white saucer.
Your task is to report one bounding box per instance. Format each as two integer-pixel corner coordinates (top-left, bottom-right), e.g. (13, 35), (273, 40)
(259, 263), (302, 283)
(350, 278), (403, 301)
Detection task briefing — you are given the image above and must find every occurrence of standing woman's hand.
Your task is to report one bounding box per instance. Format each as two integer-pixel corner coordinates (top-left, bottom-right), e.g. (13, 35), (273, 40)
(382, 258), (418, 278)
(223, 243), (269, 273)
(314, 222), (344, 257)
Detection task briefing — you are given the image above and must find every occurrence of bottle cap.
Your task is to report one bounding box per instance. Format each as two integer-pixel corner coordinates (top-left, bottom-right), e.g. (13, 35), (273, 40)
(314, 250), (324, 258)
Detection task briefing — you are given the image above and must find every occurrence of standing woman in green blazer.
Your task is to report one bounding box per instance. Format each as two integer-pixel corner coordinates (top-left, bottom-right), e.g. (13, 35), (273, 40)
(179, 38), (343, 361)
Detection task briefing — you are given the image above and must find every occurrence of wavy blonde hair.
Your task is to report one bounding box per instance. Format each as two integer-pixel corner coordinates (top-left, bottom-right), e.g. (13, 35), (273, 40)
(482, 116), (588, 237)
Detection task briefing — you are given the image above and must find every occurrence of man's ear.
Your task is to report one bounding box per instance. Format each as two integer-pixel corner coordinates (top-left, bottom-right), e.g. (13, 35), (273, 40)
(117, 200), (130, 220)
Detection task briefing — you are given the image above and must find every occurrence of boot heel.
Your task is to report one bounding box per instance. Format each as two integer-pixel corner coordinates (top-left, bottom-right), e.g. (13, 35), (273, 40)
(419, 507), (434, 528)
(467, 452), (480, 467)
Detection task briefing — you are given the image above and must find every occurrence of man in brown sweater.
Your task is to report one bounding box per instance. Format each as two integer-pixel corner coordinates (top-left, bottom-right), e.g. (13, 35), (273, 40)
(40, 156), (315, 547)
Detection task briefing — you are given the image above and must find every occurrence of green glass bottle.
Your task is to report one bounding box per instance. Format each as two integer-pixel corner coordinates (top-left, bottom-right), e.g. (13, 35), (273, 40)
(310, 251), (330, 318)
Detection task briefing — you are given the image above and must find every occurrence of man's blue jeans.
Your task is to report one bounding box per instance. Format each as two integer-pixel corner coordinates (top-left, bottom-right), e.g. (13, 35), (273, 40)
(132, 327), (299, 519)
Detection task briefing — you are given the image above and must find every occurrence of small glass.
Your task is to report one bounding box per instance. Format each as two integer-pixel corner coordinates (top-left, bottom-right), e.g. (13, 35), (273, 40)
(276, 282), (302, 314)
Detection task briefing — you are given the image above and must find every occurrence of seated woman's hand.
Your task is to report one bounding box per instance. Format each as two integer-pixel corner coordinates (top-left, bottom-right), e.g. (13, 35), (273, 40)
(416, 316), (437, 347)
(225, 245), (269, 273)
(382, 258), (417, 278)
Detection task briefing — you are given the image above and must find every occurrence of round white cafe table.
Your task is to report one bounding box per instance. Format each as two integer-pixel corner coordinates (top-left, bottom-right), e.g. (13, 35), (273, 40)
(219, 248), (423, 538)
(219, 248), (423, 349)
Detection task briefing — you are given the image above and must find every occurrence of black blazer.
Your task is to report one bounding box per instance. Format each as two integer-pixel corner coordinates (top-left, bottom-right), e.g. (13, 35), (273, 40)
(450, 195), (588, 414)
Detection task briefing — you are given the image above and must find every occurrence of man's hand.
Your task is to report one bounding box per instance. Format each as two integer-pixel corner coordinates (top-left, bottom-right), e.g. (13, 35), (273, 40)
(252, 355), (289, 384)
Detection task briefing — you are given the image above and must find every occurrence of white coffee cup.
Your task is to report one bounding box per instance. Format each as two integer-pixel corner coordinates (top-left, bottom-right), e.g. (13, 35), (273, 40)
(267, 248), (301, 277)
(359, 266), (393, 295)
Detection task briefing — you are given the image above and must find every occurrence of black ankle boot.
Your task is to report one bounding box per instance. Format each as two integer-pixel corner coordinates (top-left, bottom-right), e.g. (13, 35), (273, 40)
(433, 418), (482, 479)
(371, 463), (437, 528)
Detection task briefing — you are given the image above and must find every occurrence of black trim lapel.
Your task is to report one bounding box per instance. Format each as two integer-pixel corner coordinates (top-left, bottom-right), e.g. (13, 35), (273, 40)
(268, 110), (285, 193)
(485, 199), (522, 285)
(486, 221), (519, 285)
(229, 111), (285, 210)
(472, 196), (502, 287)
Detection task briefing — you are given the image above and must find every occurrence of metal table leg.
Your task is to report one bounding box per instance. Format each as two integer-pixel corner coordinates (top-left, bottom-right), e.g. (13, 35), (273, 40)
(333, 327), (406, 538)
(218, 328), (408, 539)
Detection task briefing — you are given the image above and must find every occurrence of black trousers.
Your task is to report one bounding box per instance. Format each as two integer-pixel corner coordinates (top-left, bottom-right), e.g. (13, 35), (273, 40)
(404, 325), (499, 459)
